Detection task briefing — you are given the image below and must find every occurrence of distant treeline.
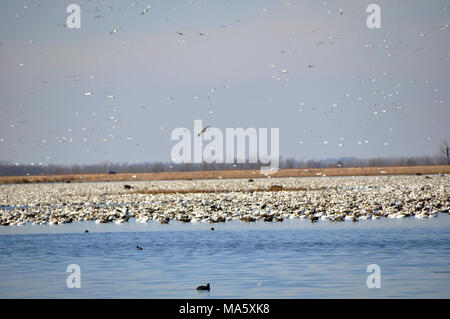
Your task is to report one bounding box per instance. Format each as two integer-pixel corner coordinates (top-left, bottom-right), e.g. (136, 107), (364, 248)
(0, 155), (448, 176)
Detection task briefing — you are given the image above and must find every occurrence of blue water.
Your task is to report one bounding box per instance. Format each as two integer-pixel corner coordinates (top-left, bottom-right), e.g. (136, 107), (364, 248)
(0, 216), (449, 298)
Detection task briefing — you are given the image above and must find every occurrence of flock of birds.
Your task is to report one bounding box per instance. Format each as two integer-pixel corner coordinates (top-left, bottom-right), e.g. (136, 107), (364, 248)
(0, 3), (447, 298)
(1, 175), (448, 227)
(0, 1), (448, 167)
(1, 173), (448, 295)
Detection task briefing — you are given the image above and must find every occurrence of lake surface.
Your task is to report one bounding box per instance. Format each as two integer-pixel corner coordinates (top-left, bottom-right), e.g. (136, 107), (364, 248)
(0, 216), (449, 298)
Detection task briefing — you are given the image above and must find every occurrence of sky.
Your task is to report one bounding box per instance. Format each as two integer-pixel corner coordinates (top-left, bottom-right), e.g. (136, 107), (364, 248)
(0, 0), (449, 166)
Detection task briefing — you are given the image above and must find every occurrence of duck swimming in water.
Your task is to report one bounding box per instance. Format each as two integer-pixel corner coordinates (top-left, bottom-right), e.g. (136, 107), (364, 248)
(136, 246), (143, 250)
(196, 283), (210, 291)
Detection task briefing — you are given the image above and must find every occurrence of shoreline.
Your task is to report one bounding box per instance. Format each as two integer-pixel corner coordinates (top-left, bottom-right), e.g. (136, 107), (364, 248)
(1, 214), (450, 236)
(1, 175), (448, 227)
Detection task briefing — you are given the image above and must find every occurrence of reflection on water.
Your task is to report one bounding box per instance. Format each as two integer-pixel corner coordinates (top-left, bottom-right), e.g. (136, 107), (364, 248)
(0, 216), (449, 298)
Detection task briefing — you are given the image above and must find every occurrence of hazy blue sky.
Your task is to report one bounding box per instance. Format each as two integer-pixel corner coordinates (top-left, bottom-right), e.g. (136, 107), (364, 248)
(0, 0), (449, 165)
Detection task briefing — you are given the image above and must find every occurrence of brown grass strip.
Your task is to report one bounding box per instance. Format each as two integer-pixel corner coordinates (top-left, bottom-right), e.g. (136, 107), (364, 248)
(125, 185), (308, 195)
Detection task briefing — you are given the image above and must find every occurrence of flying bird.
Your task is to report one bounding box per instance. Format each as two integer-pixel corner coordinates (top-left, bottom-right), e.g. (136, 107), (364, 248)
(141, 6), (151, 15)
(197, 126), (211, 137)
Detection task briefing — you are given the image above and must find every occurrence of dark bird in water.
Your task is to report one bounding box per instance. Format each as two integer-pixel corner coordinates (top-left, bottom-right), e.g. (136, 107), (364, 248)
(196, 283), (210, 291)
(136, 246), (143, 250)
(85, 230), (89, 233)
(210, 227), (215, 231)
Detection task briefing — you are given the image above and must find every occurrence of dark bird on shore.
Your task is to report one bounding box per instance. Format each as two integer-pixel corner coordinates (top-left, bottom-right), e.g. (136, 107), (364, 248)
(197, 126), (211, 137)
(124, 184), (133, 190)
(309, 215), (319, 223)
(196, 283), (210, 291)
(136, 245), (143, 250)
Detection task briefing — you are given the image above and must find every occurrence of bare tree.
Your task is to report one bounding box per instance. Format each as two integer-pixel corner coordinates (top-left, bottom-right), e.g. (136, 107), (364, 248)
(0, 154), (446, 177)
(441, 140), (450, 165)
